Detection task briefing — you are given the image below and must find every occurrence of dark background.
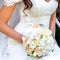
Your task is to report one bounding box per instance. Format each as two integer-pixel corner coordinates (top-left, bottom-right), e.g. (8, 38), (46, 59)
(56, 1), (60, 47)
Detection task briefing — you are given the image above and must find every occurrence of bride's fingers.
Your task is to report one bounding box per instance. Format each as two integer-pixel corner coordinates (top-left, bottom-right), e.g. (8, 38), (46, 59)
(33, 24), (40, 28)
(23, 38), (28, 45)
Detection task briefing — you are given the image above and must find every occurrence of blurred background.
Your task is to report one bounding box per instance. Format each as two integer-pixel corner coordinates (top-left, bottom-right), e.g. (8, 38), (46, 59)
(56, 1), (60, 47)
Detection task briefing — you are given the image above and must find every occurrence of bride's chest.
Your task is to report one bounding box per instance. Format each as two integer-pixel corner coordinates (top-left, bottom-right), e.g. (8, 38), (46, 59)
(18, 0), (58, 16)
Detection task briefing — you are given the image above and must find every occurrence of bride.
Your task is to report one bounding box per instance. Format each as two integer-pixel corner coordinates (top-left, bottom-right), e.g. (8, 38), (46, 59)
(0, 0), (60, 60)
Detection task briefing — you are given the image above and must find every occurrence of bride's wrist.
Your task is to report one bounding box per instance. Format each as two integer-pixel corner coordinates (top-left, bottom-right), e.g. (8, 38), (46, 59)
(22, 35), (27, 41)
(19, 34), (28, 44)
(49, 28), (53, 35)
(18, 34), (23, 44)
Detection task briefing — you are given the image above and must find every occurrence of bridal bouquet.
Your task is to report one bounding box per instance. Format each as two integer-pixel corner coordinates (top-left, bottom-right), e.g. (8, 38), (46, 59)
(22, 24), (54, 58)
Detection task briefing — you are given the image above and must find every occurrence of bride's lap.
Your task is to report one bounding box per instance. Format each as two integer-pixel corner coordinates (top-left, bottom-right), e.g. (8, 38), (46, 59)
(7, 23), (60, 60)
(7, 38), (38, 60)
(8, 23), (60, 60)
(7, 38), (28, 60)
(7, 38), (60, 60)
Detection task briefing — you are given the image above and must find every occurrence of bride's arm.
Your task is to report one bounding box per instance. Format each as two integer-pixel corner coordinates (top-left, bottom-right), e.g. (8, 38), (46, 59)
(0, 4), (16, 23)
(49, 11), (56, 34)
(0, 4), (23, 44)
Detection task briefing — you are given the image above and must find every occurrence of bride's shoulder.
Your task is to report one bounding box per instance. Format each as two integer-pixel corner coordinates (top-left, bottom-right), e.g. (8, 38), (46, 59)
(4, 0), (23, 6)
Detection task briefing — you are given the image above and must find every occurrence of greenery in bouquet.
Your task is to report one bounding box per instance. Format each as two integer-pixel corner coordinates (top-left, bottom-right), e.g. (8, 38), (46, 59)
(22, 24), (55, 58)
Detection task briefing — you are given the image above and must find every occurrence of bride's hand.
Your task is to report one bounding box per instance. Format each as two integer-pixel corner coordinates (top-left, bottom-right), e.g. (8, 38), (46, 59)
(33, 24), (40, 28)
(23, 38), (28, 46)
(22, 35), (28, 45)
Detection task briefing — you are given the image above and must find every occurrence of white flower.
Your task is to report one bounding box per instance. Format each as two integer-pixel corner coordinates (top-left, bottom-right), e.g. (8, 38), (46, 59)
(23, 26), (54, 58)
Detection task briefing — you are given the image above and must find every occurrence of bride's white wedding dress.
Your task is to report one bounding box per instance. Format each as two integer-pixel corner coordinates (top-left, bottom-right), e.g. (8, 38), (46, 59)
(2, 0), (60, 60)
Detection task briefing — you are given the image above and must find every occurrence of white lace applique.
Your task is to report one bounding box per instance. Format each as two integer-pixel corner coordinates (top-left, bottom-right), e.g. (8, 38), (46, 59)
(4, 0), (22, 6)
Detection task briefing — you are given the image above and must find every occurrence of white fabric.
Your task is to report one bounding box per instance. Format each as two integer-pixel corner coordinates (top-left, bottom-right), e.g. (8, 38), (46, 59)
(2, 0), (60, 60)
(4, 0), (22, 6)
(14, 0), (58, 34)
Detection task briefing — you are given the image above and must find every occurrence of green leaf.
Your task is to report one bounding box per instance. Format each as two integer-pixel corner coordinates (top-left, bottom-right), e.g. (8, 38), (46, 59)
(40, 35), (43, 39)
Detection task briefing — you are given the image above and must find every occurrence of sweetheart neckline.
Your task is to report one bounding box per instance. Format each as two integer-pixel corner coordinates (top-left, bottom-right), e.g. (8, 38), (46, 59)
(44, 0), (52, 3)
(44, 0), (51, 3)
